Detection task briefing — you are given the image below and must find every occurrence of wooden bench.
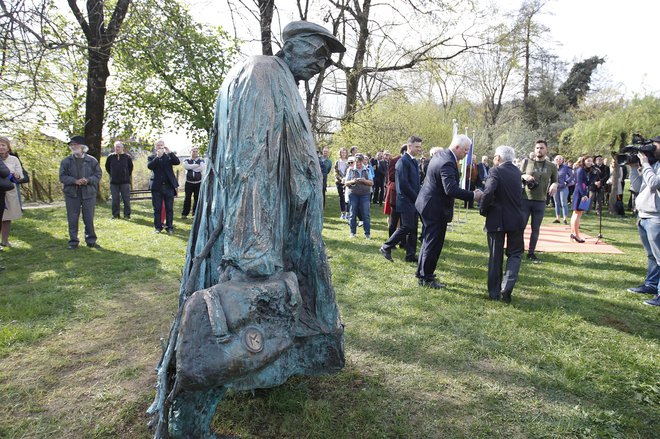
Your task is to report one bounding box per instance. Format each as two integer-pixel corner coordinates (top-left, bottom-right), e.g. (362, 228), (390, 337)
(130, 189), (180, 201)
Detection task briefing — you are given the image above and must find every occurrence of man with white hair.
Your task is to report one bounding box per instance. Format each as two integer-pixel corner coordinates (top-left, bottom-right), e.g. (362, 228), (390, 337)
(479, 145), (525, 302)
(59, 136), (103, 249)
(414, 135), (482, 288)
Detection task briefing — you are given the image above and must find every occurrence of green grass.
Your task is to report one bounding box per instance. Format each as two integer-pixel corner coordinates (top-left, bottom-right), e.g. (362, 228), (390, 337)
(0, 194), (658, 438)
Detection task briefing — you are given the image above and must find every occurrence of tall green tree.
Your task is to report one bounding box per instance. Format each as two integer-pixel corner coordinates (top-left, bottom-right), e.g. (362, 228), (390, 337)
(110, 0), (239, 147)
(67, 0), (131, 160)
(558, 55), (605, 108)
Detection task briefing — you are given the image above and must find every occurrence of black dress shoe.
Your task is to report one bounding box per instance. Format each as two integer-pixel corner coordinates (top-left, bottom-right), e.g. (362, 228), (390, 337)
(86, 242), (101, 248)
(405, 255), (419, 263)
(419, 279), (446, 289)
(501, 291), (512, 303)
(67, 244), (78, 250)
(379, 246), (393, 262)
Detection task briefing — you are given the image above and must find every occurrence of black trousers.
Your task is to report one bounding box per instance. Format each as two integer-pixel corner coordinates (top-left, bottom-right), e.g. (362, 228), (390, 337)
(336, 183), (346, 212)
(487, 229), (524, 298)
(182, 181), (201, 217)
(521, 199), (545, 254)
(152, 184), (176, 230)
(373, 177), (385, 204)
(416, 217), (447, 281)
(110, 183), (131, 218)
(383, 210), (417, 259)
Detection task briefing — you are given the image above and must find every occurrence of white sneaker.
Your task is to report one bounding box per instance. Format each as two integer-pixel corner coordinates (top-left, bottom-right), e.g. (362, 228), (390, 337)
(365, 235), (371, 240)
(358, 221), (363, 226)
(350, 233), (356, 238)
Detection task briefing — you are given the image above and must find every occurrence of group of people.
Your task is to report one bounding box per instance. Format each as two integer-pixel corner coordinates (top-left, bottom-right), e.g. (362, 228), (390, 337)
(0, 135), (207, 251)
(322, 134), (660, 307)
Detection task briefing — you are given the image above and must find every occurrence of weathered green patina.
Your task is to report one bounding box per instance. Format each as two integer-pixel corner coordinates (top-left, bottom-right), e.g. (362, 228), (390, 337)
(148, 22), (347, 438)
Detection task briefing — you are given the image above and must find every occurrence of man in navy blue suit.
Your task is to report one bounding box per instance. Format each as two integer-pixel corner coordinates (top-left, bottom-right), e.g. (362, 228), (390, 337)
(380, 135), (423, 262)
(415, 135), (482, 288)
(148, 139), (180, 233)
(480, 145), (525, 303)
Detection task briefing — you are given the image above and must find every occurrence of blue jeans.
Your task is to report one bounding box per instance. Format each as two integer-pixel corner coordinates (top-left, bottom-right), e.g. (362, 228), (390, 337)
(638, 218), (660, 292)
(553, 187), (569, 218)
(349, 193), (370, 236)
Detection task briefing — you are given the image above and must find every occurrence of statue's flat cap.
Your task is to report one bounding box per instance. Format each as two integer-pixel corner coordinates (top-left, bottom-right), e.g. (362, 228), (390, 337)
(282, 21), (346, 53)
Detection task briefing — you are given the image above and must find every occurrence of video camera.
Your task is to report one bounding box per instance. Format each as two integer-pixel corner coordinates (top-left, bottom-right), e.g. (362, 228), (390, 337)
(616, 134), (658, 166)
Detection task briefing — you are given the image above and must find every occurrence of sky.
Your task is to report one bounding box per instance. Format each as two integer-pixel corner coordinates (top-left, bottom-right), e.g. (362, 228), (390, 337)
(113, 0), (660, 150)
(185, 0), (659, 95)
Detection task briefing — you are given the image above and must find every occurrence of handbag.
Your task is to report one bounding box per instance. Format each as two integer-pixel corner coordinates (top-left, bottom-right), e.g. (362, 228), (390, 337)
(578, 197), (591, 211)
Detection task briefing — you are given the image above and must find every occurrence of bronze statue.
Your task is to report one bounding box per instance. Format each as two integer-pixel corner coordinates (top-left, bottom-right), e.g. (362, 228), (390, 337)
(148, 21), (346, 438)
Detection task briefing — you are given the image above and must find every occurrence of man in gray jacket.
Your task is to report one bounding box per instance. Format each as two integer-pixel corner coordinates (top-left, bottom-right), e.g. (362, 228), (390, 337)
(627, 135), (660, 306)
(59, 136), (102, 249)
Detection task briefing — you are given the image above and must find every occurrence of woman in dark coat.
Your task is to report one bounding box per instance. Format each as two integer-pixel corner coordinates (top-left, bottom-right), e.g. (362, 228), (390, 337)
(570, 155), (596, 242)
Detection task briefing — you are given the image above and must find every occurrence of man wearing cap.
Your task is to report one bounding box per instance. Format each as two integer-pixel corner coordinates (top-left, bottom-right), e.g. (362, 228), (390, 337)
(627, 135), (660, 306)
(162, 21), (347, 437)
(105, 141), (133, 219)
(181, 147), (205, 219)
(59, 136), (103, 249)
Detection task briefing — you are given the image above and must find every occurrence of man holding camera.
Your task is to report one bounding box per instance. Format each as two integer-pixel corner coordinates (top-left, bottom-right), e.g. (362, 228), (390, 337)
(627, 136), (660, 306)
(520, 140), (558, 263)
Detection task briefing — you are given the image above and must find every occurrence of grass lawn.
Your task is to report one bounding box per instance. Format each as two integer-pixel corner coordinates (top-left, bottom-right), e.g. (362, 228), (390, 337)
(0, 193), (658, 438)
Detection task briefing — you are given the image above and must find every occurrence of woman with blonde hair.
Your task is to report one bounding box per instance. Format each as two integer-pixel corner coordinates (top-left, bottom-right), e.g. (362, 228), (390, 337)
(0, 136), (23, 248)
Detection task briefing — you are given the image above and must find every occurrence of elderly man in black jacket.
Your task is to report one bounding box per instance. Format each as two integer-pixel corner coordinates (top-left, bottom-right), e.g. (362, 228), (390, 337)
(148, 139), (180, 233)
(105, 141), (133, 219)
(480, 145), (526, 303)
(415, 134), (481, 288)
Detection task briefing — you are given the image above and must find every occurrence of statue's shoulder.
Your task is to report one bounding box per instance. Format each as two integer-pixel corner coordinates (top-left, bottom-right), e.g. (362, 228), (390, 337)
(231, 55), (289, 80)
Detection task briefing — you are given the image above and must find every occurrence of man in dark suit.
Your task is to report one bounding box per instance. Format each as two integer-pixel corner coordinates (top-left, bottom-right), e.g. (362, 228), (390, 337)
(147, 139), (180, 233)
(479, 145), (525, 303)
(380, 136), (423, 262)
(415, 135), (481, 288)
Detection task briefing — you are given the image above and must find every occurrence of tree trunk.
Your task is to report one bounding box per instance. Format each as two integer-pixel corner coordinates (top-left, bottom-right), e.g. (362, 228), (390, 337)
(258, 0), (274, 56)
(83, 49), (110, 160)
(342, 0), (370, 122)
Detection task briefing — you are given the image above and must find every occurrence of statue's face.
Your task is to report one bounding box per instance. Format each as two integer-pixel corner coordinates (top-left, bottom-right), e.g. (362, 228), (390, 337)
(284, 35), (332, 81)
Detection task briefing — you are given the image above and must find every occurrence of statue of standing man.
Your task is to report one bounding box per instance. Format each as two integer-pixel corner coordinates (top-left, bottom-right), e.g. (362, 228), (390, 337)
(148, 22), (347, 438)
